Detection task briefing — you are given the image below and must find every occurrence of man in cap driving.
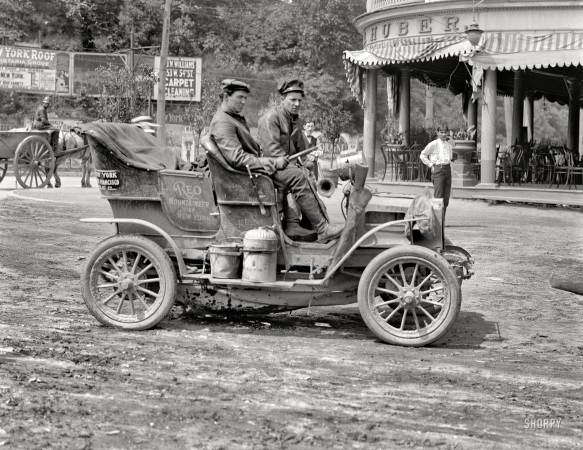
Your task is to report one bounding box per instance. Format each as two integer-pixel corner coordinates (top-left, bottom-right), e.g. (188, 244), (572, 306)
(209, 79), (280, 177)
(32, 96), (59, 130)
(257, 80), (343, 242)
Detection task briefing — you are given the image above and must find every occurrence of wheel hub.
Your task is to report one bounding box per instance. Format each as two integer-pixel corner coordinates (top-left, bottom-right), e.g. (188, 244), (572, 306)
(399, 287), (421, 307)
(119, 274), (136, 292)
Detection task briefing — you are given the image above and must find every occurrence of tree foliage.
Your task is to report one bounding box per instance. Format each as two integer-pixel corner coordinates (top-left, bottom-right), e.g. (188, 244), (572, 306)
(1, 0), (571, 145)
(0, 0), (34, 43)
(95, 64), (158, 123)
(318, 104), (353, 167)
(183, 77), (222, 142)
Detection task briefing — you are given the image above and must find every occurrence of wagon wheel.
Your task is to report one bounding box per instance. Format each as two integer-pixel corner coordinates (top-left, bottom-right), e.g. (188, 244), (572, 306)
(82, 234), (177, 331)
(0, 163), (7, 184)
(14, 136), (55, 189)
(358, 246), (461, 347)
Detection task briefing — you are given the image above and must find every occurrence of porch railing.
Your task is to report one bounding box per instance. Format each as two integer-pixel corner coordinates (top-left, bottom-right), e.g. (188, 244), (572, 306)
(368, 0), (425, 12)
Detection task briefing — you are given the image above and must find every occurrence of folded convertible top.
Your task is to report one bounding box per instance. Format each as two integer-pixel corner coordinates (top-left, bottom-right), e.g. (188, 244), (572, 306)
(81, 122), (190, 171)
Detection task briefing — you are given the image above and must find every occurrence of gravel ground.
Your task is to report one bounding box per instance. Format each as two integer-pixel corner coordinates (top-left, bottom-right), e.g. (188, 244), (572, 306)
(0, 179), (582, 449)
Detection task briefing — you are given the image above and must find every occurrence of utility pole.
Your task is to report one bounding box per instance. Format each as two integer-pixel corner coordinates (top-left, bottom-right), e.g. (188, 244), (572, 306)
(129, 28), (135, 113)
(157, 0), (172, 145)
(129, 28), (134, 71)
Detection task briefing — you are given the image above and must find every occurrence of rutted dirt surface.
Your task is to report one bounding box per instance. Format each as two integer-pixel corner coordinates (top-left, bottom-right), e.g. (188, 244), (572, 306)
(1, 183), (583, 449)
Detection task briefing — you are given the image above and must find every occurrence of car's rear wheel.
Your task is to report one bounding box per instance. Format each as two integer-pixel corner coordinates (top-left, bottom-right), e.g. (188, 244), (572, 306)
(82, 234), (177, 330)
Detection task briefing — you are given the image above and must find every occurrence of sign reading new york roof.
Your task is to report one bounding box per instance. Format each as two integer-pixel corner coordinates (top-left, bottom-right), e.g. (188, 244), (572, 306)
(0, 46), (72, 94)
(154, 56), (202, 102)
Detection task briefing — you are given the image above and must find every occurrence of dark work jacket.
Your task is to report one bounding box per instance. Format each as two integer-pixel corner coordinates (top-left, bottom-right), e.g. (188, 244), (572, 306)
(258, 104), (308, 158)
(32, 105), (52, 129)
(305, 134), (318, 148)
(209, 107), (277, 175)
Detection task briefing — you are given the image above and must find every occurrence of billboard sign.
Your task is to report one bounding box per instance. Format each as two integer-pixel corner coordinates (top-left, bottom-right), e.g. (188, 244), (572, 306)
(154, 56), (201, 101)
(72, 53), (126, 96)
(0, 46), (71, 94)
(0, 46), (201, 102)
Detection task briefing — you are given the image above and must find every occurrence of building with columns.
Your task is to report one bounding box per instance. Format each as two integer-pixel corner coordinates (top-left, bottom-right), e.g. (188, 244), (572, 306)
(344, 0), (582, 191)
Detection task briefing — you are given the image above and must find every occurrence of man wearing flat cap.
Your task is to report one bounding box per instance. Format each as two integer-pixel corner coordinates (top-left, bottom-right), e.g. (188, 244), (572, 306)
(32, 96), (59, 130)
(209, 79), (283, 177)
(257, 79), (343, 242)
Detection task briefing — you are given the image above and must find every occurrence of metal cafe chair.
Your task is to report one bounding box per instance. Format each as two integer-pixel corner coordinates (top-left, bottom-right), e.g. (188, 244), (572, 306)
(550, 147), (569, 189)
(405, 144), (423, 181)
(471, 147), (481, 182)
(381, 144), (407, 181)
(496, 145), (524, 185)
(527, 147), (545, 184)
(564, 150), (583, 190)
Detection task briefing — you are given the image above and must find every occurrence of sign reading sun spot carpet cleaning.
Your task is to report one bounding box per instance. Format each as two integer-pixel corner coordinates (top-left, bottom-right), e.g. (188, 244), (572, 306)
(154, 57), (202, 102)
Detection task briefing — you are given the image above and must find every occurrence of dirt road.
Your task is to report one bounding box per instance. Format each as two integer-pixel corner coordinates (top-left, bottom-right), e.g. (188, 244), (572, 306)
(1, 182), (582, 449)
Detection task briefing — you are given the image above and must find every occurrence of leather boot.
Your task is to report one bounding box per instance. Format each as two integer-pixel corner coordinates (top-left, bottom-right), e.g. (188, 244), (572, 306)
(284, 195), (317, 242)
(295, 192), (343, 242)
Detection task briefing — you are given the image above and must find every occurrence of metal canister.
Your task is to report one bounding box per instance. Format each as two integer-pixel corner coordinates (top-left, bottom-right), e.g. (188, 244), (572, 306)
(242, 228), (279, 282)
(208, 243), (242, 279)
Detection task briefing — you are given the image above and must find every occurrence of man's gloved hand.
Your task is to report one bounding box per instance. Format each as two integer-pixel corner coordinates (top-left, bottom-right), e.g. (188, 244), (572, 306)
(275, 156), (289, 170)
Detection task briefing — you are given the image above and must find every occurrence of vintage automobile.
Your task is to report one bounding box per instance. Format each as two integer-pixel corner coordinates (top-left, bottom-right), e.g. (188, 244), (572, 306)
(80, 123), (474, 347)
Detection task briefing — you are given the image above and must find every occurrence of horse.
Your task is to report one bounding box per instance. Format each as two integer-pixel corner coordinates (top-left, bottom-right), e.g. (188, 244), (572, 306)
(52, 129), (92, 188)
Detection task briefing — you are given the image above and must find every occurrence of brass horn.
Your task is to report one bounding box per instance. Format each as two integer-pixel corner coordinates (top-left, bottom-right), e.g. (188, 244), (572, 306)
(317, 177), (336, 198)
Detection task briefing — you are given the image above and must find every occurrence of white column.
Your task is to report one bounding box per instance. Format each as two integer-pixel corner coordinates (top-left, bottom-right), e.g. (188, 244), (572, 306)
(480, 69), (497, 186)
(425, 85), (437, 128)
(524, 94), (534, 142)
(364, 69), (378, 178)
(399, 66), (411, 146)
(504, 97), (512, 148)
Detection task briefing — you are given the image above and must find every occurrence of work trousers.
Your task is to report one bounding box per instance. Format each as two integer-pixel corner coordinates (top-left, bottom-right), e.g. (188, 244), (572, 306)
(431, 164), (452, 214)
(304, 156), (319, 181)
(270, 165), (314, 206)
(32, 122), (59, 131)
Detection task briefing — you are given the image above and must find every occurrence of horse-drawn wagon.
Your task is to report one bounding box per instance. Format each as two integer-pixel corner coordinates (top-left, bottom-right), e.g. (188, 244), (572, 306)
(80, 123), (475, 347)
(0, 129), (90, 188)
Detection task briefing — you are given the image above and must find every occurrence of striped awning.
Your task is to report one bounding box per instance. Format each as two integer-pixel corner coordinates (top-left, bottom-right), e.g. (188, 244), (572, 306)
(462, 31), (583, 70)
(344, 31), (583, 105)
(343, 34), (474, 105)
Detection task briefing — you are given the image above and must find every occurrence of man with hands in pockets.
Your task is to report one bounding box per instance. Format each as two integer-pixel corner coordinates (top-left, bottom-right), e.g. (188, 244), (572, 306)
(420, 125), (456, 218)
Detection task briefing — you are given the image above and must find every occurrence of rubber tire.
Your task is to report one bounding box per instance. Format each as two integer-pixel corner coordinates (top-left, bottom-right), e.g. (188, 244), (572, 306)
(358, 245), (461, 347)
(82, 234), (177, 330)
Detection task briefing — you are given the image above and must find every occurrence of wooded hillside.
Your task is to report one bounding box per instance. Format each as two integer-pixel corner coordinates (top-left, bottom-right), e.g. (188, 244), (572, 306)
(0, 0), (569, 143)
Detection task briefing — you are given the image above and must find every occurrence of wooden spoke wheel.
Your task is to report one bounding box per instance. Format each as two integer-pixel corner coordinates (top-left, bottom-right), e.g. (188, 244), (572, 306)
(82, 234), (177, 331)
(14, 136), (55, 189)
(0, 163), (7, 184)
(358, 246), (461, 347)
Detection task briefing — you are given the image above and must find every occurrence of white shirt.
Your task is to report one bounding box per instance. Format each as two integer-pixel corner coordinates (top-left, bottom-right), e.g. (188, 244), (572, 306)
(420, 138), (455, 167)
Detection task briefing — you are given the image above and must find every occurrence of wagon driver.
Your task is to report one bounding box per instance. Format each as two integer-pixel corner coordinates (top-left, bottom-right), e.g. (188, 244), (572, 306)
(209, 79), (342, 243)
(420, 125), (456, 218)
(32, 96), (60, 131)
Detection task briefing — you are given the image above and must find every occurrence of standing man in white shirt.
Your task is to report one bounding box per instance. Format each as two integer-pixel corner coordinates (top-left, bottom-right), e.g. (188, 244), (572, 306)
(420, 125), (456, 218)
